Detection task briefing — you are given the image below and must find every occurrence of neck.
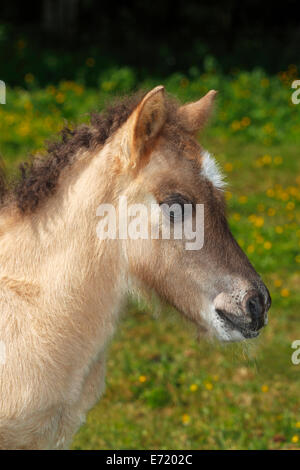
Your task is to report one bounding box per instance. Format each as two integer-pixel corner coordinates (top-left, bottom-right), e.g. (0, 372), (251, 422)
(0, 145), (128, 349)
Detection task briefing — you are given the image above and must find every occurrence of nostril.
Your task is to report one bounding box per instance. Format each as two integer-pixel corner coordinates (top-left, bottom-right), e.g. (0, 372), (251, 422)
(246, 295), (264, 330)
(247, 296), (263, 317)
(266, 290), (272, 311)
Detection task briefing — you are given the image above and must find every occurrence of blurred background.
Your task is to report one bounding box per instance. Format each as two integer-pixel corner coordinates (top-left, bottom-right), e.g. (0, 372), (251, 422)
(0, 0), (299, 450)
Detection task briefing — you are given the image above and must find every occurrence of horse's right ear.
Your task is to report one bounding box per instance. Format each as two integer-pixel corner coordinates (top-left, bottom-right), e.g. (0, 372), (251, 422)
(127, 86), (166, 167)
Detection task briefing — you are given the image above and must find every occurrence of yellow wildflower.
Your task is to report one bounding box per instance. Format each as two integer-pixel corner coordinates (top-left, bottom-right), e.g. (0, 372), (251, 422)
(264, 241), (272, 250)
(231, 121), (241, 131)
(263, 124), (274, 135)
(254, 217), (264, 227)
(56, 93), (65, 104)
(280, 192), (289, 201)
(225, 162), (233, 172)
(262, 154), (272, 165)
(182, 414), (190, 424)
(286, 202), (295, 211)
(241, 116), (251, 127)
(280, 289), (290, 298)
(205, 382), (213, 391)
(274, 156), (283, 165)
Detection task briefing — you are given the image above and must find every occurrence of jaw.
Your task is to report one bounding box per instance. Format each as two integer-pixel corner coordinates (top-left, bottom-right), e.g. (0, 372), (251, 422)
(198, 303), (260, 343)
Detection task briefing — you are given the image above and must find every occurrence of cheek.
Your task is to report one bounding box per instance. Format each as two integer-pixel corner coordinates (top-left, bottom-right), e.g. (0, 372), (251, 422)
(126, 237), (179, 288)
(126, 238), (160, 280)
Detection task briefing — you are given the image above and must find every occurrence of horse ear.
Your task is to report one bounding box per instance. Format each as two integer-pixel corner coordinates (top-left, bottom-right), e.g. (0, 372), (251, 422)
(177, 90), (217, 134)
(129, 85), (166, 166)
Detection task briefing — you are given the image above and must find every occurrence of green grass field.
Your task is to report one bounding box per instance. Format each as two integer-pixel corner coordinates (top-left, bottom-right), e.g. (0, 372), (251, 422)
(0, 70), (299, 449)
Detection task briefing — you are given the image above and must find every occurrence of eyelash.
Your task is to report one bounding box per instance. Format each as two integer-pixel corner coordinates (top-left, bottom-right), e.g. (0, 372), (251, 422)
(159, 194), (194, 221)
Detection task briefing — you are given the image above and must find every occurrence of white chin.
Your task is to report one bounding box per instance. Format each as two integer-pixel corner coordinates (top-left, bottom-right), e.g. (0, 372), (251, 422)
(202, 304), (247, 343)
(214, 326), (246, 343)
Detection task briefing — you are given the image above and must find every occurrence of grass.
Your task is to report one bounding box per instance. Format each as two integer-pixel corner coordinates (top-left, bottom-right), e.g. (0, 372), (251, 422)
(0, 70), (299, 449)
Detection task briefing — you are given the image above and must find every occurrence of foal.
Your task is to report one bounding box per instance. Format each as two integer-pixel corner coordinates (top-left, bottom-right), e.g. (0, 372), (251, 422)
(0, 86), (271, 449)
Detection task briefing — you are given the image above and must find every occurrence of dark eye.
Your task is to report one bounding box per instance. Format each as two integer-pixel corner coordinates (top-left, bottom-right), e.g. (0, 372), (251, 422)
(159, 193), (194, 222)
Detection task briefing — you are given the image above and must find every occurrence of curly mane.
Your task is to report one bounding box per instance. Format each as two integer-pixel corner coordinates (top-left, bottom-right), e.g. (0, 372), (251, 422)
(0, 92), (147, 214)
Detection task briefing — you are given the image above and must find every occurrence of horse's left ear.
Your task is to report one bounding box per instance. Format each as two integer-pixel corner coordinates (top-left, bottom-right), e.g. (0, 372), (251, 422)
(129, 85), (166, 166)
(177, 90), (217, 134)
